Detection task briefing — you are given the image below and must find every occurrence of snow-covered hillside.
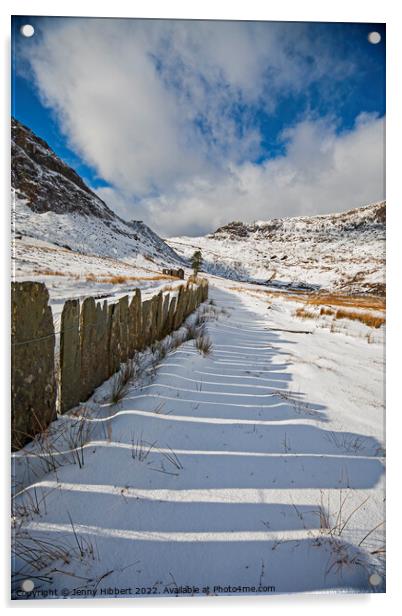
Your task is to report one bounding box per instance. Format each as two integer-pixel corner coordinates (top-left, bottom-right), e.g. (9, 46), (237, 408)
(167, 202), (385, 295)
(12, 118), (182, 266)
(11, 118), (189, 306)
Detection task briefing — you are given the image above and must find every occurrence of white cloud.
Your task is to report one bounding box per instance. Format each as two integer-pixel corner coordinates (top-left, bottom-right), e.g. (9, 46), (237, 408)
(21, 18), (384, 236)
(134, 114), (385, 236)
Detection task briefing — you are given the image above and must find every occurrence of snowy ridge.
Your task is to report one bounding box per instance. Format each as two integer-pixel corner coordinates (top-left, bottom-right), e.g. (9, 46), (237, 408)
(168, 202), (385, 294)
(11, 118), (182, 265)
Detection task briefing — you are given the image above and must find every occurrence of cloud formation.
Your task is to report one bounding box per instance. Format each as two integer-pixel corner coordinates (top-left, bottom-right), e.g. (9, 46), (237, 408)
(123, 113), (384, 236)
(20, 18), (385, 236)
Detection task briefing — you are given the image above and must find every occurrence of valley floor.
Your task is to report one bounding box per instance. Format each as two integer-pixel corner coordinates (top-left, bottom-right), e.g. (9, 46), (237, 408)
(11, 277), (385, 599)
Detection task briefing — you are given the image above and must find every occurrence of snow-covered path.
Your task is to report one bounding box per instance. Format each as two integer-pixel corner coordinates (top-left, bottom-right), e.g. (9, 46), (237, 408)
(12, 281), (385, 598)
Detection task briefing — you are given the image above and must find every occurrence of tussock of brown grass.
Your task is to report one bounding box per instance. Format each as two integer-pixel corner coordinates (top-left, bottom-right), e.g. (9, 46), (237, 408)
(194, 334), (213, 355)
(145, 275), (178, 281)
(320, 307), (335, 316)
(294, 307), (317, 320)
(104, 275), (129, 284)
(307, 293), (385, 311)
(295, 303), (384, 328)
(335, 309), (385, 329)
(41, 269), (66, 276)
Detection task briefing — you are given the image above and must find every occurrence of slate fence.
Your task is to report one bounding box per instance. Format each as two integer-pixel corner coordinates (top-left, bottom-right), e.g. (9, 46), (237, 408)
(11, 279), (208, 450)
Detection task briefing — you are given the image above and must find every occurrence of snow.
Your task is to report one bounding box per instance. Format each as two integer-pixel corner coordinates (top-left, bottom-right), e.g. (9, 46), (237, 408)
(13, 190), (182, 266)
(12, 195), (190, 323)
(11, 277), (385, 598)
(167, 202), (385, 294)
(10, 117), (386, 598)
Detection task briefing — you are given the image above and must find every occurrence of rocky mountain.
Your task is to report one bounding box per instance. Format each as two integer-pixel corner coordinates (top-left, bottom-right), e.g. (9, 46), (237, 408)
(212, 203), (385, 241)
(167, 202), (386, 295)
(11, 117), (182, 264)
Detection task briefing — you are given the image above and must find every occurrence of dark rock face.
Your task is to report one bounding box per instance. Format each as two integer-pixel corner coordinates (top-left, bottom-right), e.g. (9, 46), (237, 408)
(11, 117), (184, 264)
(373, 203), (386, 224)
(11, 117), (115, 219)
(213, 221), (250, 238)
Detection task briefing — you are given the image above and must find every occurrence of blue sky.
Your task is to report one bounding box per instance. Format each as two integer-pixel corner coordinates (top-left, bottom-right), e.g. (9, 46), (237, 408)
(11, 17), (385, 235)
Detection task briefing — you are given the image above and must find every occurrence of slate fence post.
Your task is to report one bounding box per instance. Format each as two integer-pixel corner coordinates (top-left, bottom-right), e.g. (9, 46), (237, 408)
(11, 279), (208, 448)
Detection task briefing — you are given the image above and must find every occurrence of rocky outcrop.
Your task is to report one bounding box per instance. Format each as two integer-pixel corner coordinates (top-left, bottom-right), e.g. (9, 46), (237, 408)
(12, 117), (184, 264)
(210, 202), (386, 242)
(12, 118), (116, 219)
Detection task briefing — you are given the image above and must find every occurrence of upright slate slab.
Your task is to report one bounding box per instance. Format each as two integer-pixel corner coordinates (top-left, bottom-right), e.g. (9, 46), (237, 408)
(154, 292), (164, 341)
(59, 298), (81, 414)
(141, 299), (153, 347)
(167, 296), (177, 332)
(150, 295), (158, 344)
(161, 293), (170, 337)
(128, 289), (142, 354)
(108, 302), (121, 376)
(119, 295), (129, 364)
(11, 282), (56, 450)
(95, 300), (109, 385)
(185, 286), (195, 317)
(173, 285), (185, 330)
(79, 296), (97, 402)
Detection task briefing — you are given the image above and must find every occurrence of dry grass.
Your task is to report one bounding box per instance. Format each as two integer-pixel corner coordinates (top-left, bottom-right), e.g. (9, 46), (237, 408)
(228, 285), (385, 311)
(230, 284), (385, 331)
(294, 307), (318, 320)
(65, 406), (94, 468)
(335, 309), (385, 329)
(194, 334), (213, 356)
(40, 269), (66, 276)
(306, 293), (385, 311)
(108, 357), (138, 405)
(103, 274), (129, 284)
(12, 513), (99, 593)
(320, 307), (335, 316)
(84, 273), (176, 284)
(295, 305), (385, 328)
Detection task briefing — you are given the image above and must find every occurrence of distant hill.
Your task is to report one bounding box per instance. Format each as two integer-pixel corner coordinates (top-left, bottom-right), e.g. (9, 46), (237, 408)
(167, 202), (385, 294)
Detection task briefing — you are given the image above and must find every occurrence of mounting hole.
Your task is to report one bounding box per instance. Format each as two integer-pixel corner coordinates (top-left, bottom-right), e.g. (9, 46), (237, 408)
(20, 24), (35, 38)
(21, 579), (35, 592)
(368, 31), (381, 45)
(368, 573), (382, 587)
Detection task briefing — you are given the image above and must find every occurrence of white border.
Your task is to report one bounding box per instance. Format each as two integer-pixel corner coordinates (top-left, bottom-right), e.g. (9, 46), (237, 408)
(1, 1), (400, 612)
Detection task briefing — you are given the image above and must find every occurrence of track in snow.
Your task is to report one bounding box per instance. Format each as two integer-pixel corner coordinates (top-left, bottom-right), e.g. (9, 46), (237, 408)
(12, 284), (385, 597)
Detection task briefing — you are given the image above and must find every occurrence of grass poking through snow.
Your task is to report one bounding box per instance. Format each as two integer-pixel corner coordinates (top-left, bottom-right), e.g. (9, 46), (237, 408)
(108, 356), (138, 405)
(194, 334), (213, 356)
(334, 309), (385, 329)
